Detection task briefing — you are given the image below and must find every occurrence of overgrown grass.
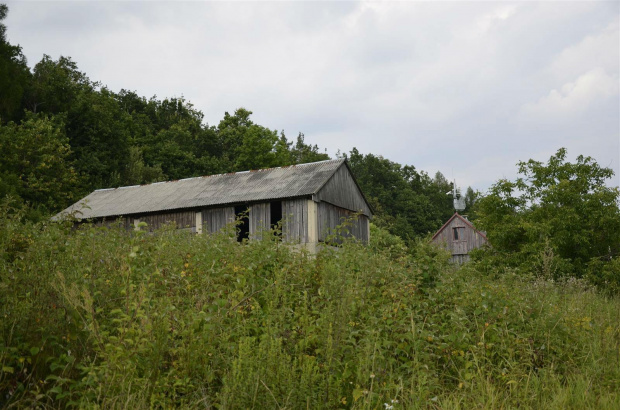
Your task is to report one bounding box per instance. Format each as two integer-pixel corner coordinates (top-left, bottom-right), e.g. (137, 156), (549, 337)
(1, 207), (619, 408)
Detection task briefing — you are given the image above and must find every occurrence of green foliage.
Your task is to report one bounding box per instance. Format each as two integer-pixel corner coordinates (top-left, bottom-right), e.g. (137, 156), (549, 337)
(0, 7), (333, 217)
(474, 148), (620, 288)
(217, 108), (284, 171)
(347, 148), (454, 239)
(123, 146), (165, 186)
(0, 4), (30, 124)
(215, 108), (328, 172)
(289, 132), (330, 164)
(1, 205), (618, 408)
(28, 55), (93, 115)
(0, 113), (79, 217)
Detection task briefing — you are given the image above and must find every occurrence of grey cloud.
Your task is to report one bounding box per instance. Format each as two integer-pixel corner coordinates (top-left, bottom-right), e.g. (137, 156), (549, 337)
(4, 1), (618, 190)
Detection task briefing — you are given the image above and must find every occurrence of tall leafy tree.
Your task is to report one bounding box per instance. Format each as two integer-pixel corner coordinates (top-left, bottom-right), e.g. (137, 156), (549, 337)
(475, 148), (620, 280)
(0, 4), (30, 123)
(27, 55), (92, 115)
(218, 108), (289, 171)
(289, 133), (329, 164)
(0, 113), (79, 215)
(123, 146), (165, 185)
(66, 86), (131, 190)
(347, 148), (453, 239)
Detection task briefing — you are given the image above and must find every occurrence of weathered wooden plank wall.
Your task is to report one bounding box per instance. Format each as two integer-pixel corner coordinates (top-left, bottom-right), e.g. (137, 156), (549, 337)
(282, 199), (308, 243)
(140, 211), (196, 231)
(315, 165), (372, 217)
(202, 207), (235, 234)
(95, 217), (133, 230)
(433, 216), (487, 256)
(249, 202), (271, 239)
(452, 254), (470, 264)
(317, 202), (369, 243)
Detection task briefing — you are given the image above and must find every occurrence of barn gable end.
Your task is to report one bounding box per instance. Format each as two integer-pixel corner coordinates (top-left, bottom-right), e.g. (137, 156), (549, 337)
(314, 162), (372, 217)
(431, 212), (488, 263)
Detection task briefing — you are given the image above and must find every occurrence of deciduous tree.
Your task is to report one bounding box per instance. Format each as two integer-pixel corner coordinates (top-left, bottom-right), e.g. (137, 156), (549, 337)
(475, 148), (620, 282)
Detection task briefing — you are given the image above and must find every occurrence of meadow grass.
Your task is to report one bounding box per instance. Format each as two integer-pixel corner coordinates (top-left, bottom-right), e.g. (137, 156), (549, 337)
(1, 212), (618, 408)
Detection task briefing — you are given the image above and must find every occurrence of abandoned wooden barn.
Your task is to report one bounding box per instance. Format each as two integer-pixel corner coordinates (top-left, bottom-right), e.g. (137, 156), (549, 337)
(54, 159), (373, 250)
(431, 212), (488, 263)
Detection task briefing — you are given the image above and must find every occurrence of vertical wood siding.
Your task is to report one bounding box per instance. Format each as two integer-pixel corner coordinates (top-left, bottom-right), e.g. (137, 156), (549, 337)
(202, 207), (235, 234)
(139, 211), (196, 231)
(432, 216), (487, 259)
(317, 202), (369, 243)
(315, 165), (372, 217)
(249, 202), (271, 239)
(282, 199), (309, 243)
(451, 254), (470, 264)
(95, 217), (133, 230)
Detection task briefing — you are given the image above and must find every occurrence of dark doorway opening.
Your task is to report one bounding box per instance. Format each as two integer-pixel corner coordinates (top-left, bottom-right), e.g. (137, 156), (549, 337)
(235, 205), (249, 242)
(270, 201), (282, 236)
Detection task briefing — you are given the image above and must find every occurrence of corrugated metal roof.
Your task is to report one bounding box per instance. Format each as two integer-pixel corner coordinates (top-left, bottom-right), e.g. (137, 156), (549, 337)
(54, 159), (346, 220)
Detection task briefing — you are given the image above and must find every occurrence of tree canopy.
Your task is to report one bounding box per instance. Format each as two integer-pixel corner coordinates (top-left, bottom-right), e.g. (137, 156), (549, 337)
(474, 148), (620, 289)
(346, 148), (456, 239)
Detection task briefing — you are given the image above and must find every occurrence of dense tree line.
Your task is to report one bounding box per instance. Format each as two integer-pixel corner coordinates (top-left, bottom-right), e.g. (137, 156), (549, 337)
(346, 149), (461, 238)
(0, 5), (329, 219)
(0, 4), (461, 241)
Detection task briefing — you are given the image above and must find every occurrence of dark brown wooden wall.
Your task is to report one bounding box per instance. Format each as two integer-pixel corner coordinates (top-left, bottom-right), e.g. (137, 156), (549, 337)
(315, 165), (372, 217)
(317, 202), (369, 243)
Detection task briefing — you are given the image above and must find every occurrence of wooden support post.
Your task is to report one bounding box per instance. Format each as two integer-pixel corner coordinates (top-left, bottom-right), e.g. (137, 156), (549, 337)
(133, 218), (140, 231)
(307, 200), (318, 253)
(195, 211), (203, 234)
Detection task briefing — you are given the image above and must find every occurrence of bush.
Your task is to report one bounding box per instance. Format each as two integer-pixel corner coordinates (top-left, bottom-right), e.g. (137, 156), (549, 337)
(1, 207), (619, 408)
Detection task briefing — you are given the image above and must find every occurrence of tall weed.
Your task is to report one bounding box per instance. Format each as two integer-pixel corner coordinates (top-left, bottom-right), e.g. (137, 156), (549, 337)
(0, 209), (618, 408)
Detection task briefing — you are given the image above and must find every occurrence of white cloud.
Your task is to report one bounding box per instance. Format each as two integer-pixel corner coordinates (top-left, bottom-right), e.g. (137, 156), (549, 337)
(520, 68), (619, 121)
(547, 20), (619, 84)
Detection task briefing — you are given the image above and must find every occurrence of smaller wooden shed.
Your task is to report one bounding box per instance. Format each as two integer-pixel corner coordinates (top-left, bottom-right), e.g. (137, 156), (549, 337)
(431, 212), (488, 263)
(54, 159), (373, 252)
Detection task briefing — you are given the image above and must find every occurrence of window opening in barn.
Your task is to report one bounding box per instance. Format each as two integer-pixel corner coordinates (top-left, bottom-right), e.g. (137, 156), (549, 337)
(270, 201), (282, 236)
(453, 227), (465, 241)
(234, 205), (250, 242)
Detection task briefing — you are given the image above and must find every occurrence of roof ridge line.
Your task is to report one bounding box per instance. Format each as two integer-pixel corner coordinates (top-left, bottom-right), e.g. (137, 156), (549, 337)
(94, 158), (342, 191)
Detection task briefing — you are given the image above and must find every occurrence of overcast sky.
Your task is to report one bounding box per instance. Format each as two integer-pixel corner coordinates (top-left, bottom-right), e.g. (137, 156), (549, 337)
(5, 1), (619, 191)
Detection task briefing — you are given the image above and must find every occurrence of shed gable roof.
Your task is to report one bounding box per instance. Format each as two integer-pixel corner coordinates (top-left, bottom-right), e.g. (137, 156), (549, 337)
(55, 159), (371, 220)
(431, 212), (488, 241)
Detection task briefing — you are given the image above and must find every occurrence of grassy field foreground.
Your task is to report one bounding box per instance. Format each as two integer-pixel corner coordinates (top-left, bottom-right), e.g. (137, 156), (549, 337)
(1, 211), (619, 408)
